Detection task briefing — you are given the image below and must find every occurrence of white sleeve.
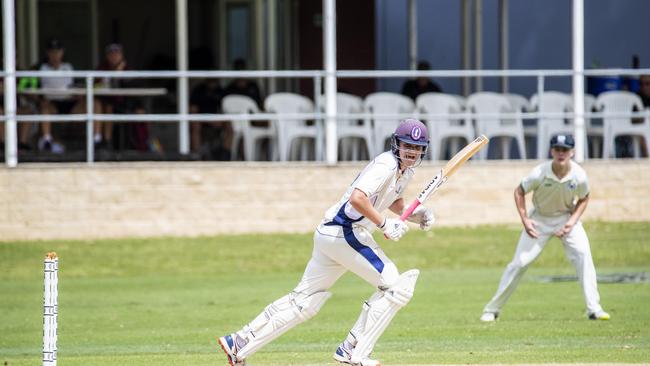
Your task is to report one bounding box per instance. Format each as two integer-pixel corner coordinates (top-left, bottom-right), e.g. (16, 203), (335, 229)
(353, 162), (393, 197)
(577, 176), (590, 199)
(520, 165), (544, 193)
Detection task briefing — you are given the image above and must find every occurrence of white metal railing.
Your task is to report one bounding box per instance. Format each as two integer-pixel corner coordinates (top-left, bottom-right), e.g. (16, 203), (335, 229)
(2, 68), (650, 166)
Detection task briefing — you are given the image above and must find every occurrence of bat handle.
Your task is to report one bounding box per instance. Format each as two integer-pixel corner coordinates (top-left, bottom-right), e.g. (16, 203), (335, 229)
(383, 200), (421, 239)
(400, 200), (421, 221)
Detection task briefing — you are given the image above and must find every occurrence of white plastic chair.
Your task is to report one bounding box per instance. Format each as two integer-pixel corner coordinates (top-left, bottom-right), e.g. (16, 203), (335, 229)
(363, 92), (415, 156)
(416, 92), (472, 160)
(530, 91), (574, 159)
(265, 92), (317, 161)
(323, 92), (372, 161)
(221, 94), (274, 161)
(596, 90), (650, 159)
(466, 92), (526, 159)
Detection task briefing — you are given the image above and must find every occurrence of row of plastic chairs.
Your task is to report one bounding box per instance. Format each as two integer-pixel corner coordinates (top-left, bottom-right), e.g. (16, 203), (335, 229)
(222, 90), (650, 161)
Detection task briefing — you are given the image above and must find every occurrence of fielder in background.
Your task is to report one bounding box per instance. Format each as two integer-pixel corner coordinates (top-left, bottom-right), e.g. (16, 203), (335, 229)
(218, 119), (435, 366)
(480, 134), (610, 322)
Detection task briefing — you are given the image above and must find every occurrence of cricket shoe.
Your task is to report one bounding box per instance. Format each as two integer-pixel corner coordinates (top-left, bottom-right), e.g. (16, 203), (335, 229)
(588, 310), (610, 320)
(333, 342), (381, 366)
(218, 333), (247, 366)
(480, 311), (498, 322)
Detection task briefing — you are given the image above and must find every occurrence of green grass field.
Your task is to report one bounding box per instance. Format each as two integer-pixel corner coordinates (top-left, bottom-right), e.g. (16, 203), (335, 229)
(2, 222), (649, 365)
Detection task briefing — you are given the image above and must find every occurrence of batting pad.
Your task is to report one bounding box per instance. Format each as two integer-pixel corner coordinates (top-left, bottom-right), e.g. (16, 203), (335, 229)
(236, 290), (331, 359)
(351, 269), (420, 362)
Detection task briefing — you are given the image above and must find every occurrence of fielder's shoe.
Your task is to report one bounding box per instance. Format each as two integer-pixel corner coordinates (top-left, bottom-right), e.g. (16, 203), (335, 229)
(588, 310), (610, 320)
(333, 341), (381, 366)
(480, 311), (498, 322)
(218, 334), (247, 366)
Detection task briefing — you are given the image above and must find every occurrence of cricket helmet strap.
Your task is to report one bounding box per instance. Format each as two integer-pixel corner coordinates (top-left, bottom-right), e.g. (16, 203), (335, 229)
(391, 118), (429, 160)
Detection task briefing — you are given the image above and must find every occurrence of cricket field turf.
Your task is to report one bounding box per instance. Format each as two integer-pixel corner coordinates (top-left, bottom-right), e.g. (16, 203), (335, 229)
(1, 222), (649, 365)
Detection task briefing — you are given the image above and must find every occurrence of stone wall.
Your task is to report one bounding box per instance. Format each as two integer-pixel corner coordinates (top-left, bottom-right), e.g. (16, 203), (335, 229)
(1, 160), (648, 240)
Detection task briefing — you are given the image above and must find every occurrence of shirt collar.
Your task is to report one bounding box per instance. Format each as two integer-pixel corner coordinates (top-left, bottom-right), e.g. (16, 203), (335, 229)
(544, 161), (573, 183)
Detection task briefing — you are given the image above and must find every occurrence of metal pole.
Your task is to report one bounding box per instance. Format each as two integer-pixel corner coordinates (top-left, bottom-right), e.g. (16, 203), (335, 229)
(324, 0), (337, 165)
(176, 0), (190, 154)
(4, 0), (18, 167)
(474, 0), (483, 92)
(28, 0), (38, 67)
(408, 0), (417, 70)
(499, 0), (509, 93)
(86, 76), (94, 163)
(90, 0), (99, 69)
(572, 0), (585, 162)
(314, 76), (323, 160)
(268, 0), (277, 94)
(461, 0), (471, 96)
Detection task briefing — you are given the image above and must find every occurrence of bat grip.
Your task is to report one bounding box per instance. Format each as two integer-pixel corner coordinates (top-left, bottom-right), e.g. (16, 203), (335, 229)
(400, 200), (421, 221)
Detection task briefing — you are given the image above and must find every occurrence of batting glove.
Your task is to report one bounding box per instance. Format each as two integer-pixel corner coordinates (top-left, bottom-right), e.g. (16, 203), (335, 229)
(407, 205), (435, 231)
(379, 218), (409, 241)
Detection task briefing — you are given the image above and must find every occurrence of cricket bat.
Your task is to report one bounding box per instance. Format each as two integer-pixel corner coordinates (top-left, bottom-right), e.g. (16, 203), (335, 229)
(399, 135), (489, 221)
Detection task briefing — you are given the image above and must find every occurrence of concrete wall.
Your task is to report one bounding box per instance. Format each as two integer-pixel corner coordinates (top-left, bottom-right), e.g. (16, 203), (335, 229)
(1, 160), (649, 241)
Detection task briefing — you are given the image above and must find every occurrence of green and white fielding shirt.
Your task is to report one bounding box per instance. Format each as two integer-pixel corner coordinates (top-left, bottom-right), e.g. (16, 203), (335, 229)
(520, 161), (589, 217)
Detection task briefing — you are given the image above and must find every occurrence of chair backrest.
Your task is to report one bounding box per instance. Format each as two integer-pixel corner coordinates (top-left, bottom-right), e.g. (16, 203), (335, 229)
(265, 92), (315, 129)
(222, 94), (260, 114)
(595, 90), (643, 118)
(321, 92), (364, 126)
(221, 94), (261, 133)
(504, 93), (531, 112)
(364, 92), (415, 149)
(596, 90), (645, 131)
(415, 92), (467, 130)
(530, 91), (573, 129)
(466, 92), (514, 136)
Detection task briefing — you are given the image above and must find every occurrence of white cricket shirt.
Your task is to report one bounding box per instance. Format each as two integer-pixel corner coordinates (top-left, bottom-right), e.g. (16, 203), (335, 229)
(521, 160), (589, 217)
(323, 152), (414, 232)
(39, 62), (74, 100)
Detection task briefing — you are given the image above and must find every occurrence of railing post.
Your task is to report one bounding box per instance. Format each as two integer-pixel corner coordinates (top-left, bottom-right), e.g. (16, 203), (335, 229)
(3, 0), (18, 167)
(323, 0), (338, 165)
(535, 73), (545, 159)
(314, 75), (323, 161)
(86, 76), (94, 163)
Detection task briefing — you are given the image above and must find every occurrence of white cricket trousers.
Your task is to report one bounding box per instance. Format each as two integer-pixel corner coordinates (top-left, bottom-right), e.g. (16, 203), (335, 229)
(293, 223), (400, 295)
(484, 212), (604, 315)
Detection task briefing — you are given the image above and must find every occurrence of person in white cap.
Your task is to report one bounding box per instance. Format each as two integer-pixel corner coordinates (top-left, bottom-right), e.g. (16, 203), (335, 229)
(217, 119), (435, 366)
(480, 134), (610, 322)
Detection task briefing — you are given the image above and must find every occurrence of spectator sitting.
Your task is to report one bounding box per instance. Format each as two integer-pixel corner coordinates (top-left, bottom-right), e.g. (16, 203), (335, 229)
(223, 58), (263, 108)
(401, 60), (442, 101)
(0, 67), (38, 151)
(617, 73), (650, 157)
(38, 38), (85, 152)
(95, 43), (131, 150)
(190, 78), (233, 160)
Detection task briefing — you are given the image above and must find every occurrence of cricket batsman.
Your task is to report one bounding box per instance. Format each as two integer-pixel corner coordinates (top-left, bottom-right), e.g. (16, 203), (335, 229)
(218, 119), (435, 366)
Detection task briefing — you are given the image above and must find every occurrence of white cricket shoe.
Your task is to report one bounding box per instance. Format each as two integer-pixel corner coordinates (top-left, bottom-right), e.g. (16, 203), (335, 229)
(333, 342), (381, 366)
(588, 310), (610, 320)
(218, 334), (247, 366)
(480, 312), (498, 322)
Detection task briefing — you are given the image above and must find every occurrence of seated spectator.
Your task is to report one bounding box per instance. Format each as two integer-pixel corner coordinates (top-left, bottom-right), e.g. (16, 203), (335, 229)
(0, 72), (36, 151)
(223, 58), (263, 108)
(95, 43), (131, 150)
(618, 73), (650, 157)
(38, 38), (85, 152)
(190, 78), (233, 160)
(401, 60), (442, 101)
